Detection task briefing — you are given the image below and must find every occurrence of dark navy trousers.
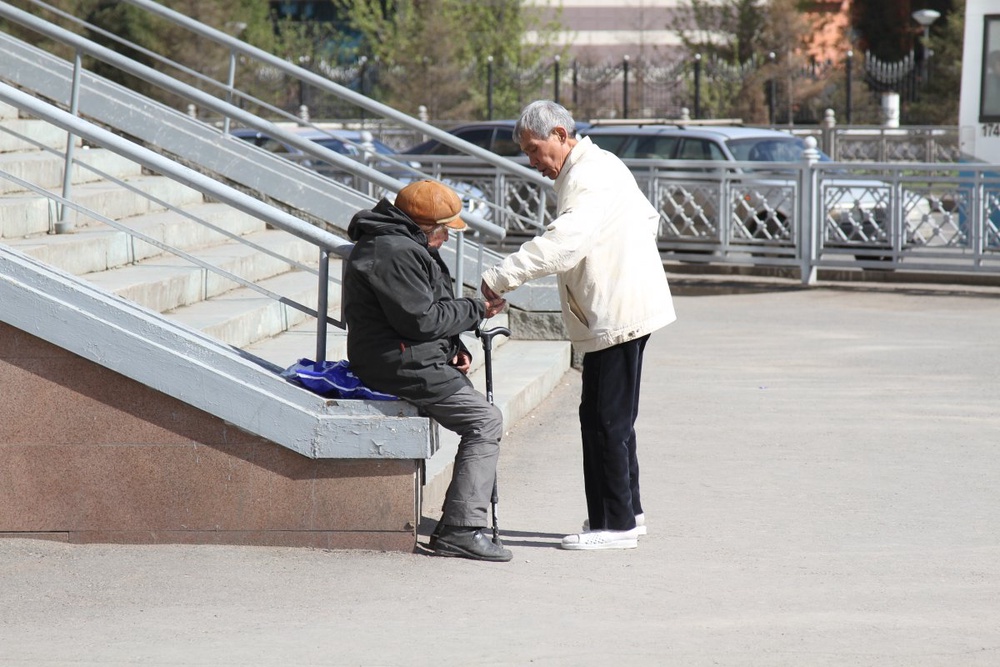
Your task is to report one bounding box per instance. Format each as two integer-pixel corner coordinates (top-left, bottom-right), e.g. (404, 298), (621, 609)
(579, 334), (649, 532)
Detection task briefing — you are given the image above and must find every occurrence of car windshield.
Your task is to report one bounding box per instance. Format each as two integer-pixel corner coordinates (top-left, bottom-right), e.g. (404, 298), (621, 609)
(726, 137), (805, 162)
(314, 138), (396, 156)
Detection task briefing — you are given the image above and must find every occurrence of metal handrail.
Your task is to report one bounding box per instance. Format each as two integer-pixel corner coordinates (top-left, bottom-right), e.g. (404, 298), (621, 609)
(0, 119), (322, 278)
(0, 1), (506, 240)
(0, 85), (348, 253)
(0, 168), (330, 321)
(0, 81), (354, 360)
(118, 0), (549, 189)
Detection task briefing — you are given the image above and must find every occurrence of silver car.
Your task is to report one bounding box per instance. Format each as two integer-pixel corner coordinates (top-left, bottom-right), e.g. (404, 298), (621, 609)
(583, 124), (907, 257)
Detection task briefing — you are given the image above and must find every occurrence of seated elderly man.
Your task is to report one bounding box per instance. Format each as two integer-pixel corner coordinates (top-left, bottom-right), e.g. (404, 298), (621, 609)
(342, 180), (511, 562)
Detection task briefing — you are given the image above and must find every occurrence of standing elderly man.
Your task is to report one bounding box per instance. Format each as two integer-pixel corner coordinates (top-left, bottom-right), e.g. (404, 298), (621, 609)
(343, 179), (511, 562)
(481, 100), (675, 551)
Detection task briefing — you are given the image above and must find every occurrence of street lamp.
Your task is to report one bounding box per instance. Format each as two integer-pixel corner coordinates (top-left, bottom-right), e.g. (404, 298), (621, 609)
(912, 9), (941, 84)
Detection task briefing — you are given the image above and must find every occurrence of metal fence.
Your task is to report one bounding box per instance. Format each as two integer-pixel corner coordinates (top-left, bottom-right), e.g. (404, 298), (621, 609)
(790, 120), (961, 163)
(409, 142), (1000, 284)
(302, 48), (936, 126)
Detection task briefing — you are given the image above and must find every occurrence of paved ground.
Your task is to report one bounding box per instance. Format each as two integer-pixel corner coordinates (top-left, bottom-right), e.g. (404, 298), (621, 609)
(2, 284), (999, 666)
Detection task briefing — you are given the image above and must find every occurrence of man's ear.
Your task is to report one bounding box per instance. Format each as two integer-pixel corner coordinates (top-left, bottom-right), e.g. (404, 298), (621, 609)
(553, 126), (569, 142)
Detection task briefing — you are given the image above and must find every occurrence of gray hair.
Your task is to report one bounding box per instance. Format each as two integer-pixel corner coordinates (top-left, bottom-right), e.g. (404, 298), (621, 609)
(513, 100), (576, 143)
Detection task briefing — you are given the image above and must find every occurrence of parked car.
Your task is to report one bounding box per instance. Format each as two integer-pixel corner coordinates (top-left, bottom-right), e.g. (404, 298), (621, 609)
(582, 124), (909, 257)
(402, 120), (591, 157)
(403, 121), (523, 156)
(230, 127), (490, 223)
(230, 126), (418, 183)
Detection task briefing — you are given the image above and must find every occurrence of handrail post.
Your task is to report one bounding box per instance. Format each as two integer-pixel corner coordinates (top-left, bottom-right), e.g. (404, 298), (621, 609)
(316, 247), (330, 363)
(799, 137), (820, 285)
(223, 48), (237, 136)
(56, 49), (83, 234)
(821, 108), (836, 157)
(537, 188), (548, 229)
(476, 232), (485, 281)
(454, 230), (465, 296)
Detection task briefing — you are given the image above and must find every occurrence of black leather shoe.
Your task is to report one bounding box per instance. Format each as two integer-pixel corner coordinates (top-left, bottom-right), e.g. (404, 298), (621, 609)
(427, 520), (443, 550)
(433, 526), (513, 562)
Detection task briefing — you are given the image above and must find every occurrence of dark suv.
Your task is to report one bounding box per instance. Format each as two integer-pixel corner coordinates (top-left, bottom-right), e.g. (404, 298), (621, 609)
(402, 121), (523, 157)
(403, 120), (592, 157)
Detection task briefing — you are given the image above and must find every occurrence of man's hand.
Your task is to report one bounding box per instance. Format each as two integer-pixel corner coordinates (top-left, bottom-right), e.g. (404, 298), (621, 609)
(481, 280), (506, 317)
(451, 351), (472, 375)
(481, 280), (502, 302)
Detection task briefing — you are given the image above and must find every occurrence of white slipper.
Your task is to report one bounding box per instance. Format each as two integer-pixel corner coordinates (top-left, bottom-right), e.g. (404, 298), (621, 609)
(583, 512), (646, 536)
(560, 527), (640, 550)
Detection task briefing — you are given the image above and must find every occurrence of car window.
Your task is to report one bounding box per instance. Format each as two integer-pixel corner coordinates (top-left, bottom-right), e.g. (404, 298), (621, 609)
(727, 138), (803, 162)
(259, 137), (293, 154)
(370, 140), (397, 155)
(427, 128), (495, 155)
(677, 139), (726, 161)
(313, 138), (353, 156)
(588, 134), (632, 155)
(625, 136), (679, 159)
(493, 133), (522, 156)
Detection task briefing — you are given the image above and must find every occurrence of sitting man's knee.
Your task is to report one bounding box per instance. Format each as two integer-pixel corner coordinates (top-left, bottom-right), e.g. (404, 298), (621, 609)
(482, 403), (504, 441)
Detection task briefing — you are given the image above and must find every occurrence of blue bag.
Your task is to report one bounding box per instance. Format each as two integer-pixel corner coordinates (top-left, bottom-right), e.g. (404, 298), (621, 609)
(282, 359), (398, 400)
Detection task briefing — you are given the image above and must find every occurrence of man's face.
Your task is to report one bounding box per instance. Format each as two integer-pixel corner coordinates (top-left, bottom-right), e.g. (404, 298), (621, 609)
(519, 126), (573, 180)
(419, 223), (449, 249)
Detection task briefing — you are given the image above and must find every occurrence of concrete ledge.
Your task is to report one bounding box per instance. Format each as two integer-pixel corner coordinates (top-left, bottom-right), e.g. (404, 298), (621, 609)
(0, 328), (421, 550)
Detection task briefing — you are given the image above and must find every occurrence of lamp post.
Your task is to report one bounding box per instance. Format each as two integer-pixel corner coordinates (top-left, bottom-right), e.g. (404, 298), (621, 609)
(693, 53), (701, 119)
(622, 55), (630, 119)
(912, 9), (941, 85)
(768, 51), (776, 126)
(845, 50), (853, 125)
(487, 55), (494, 120)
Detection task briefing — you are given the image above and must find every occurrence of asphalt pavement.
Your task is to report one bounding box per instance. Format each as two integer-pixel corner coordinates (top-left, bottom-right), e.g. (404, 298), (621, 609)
(2, 282), (999, 666)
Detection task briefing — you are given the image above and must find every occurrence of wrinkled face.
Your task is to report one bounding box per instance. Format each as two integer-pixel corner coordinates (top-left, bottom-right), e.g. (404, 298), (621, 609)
(418, 223), (449, 249)
(518, 126), (574, 180)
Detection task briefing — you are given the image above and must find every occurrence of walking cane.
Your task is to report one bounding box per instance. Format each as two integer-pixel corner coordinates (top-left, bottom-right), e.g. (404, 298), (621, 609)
(476, 322), (510, 546)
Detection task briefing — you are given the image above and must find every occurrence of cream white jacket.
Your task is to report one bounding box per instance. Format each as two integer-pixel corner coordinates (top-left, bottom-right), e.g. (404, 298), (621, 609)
(482, 137), (675, 353)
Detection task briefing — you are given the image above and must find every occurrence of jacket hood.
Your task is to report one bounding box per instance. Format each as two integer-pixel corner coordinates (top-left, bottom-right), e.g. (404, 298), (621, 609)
(348, 198), (427, 244)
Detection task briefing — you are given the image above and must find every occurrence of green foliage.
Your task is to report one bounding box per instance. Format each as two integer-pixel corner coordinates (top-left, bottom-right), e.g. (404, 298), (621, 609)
(336, 0), (565, 120)
(680, 0), (811, 124)
(679, 0), (769, 63)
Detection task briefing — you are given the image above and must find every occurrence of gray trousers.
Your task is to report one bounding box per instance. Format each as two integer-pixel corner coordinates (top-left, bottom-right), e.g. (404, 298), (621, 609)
(420, 383), (503, 527)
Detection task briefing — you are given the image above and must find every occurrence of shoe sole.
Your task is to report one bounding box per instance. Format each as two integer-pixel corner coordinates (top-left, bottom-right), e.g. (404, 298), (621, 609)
(560, 538), (638, 551)
(432, 541), (513, 562)
(582, 524), (648, 536)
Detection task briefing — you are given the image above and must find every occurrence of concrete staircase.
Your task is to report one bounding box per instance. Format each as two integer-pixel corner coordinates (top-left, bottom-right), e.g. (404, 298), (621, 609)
(0, 100), (571, 517)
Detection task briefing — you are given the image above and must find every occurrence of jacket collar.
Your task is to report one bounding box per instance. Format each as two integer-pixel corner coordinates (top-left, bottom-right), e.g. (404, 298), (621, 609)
(555, 135), (594, 189)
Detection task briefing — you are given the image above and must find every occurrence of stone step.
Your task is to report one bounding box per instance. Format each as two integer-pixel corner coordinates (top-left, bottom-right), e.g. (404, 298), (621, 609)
(0, 175), (206, 239)
(0, 117), (77, 153)
(0, 147), (142, 195)
(0, 100), (18, 121)
(3, 202), (265, 276)
(83, 228), (319, 314)
(166, 269), (323, 350)
(244, 317), (348, 370)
